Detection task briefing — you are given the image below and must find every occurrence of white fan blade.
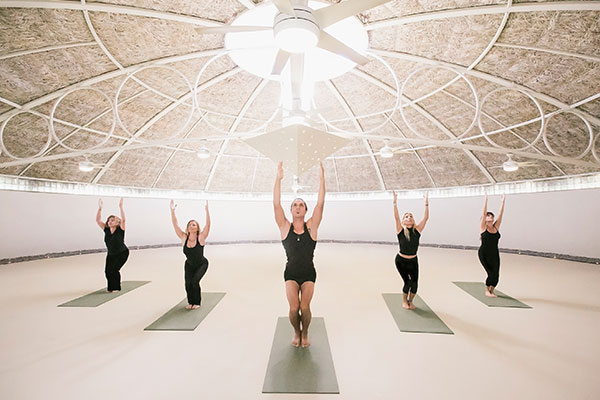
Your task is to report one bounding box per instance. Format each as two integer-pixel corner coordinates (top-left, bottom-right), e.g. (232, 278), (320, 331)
(317, 31), (369, 65)
(271, 49), (291, 75)
(290, 53), (304, 101)
(272, 0), (296, 16)
(199, 25), (272, 34)
(313, 0), (390, 28)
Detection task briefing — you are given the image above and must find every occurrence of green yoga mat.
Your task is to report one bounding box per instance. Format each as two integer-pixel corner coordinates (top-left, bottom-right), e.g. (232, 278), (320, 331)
(262, 317), (339, 394)
(382, 293), (454, 334)
(454, 282), (531, 308)
(58, 281), (150, 307)
(144, 293), (226, 331)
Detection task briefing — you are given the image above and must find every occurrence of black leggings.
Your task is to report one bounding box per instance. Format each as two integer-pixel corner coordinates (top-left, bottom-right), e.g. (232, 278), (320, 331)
(105, 249), (129, 291)
(184, 259), (209, 306)
(478, 248), (500, 287)
(395, 254), (419, 295)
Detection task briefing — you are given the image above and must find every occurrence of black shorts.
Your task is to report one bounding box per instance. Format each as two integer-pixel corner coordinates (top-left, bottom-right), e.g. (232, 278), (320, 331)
(284, 268), (316, 286)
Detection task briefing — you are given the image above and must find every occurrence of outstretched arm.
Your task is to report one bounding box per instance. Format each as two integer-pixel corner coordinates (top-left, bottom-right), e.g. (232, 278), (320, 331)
(119, 197), (126, 230)
(393, 191), (402, 234)
(416, 192), (429, 233)
(309, 162), (325, 231)
(170, 200), (186, 241)
(480, 194), (488, 232)
(96, 199), (105, 230)
(273, 162), (288, 233)
(495, 194), (505, 230)
(199, 201), (210, 244)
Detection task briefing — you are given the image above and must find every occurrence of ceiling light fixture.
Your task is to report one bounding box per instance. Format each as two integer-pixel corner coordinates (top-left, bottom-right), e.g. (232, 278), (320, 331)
(197, 146), (211, 159)
(380, 140), (394, 159)
(502, 154), (519, 172)
(273, 7), (320, 54)
(78, 157), (94, 172)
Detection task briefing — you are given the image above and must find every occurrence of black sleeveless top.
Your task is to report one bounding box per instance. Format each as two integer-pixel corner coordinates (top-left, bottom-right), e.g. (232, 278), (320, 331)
(104, 226), (128, 255)
(397, 228), (420, 256)
(183, 234), (206, 266)
(282, 223), (317, 273)
(480, 230), (500, 253)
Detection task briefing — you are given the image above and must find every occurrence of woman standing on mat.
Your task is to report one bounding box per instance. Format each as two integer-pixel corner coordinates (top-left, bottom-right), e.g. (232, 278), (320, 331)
(96, 198), (129, 292)
(170, 200), (210, 310)
(274, 161), (325, 348)
(393, 191), (429, 310)
(479, 194), (505, 297)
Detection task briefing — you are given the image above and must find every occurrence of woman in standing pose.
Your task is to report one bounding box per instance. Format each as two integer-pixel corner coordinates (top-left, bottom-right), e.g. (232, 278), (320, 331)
(479, 194), (505, 297)
(96, 198), (129, 292)
(392, 191), (429, 309)
(170, 200), (210, 309)
(274, 162), (325, 348)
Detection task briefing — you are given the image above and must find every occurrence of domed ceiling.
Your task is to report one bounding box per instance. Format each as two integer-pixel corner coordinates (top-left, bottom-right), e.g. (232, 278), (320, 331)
(0, 0), (599, 194)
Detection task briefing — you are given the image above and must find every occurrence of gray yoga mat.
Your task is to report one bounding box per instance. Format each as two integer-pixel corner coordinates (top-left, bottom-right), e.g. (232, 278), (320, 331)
(262, 317), (339, 394)
(454, 282), (532, 308)
(382, 293), (454, 334)
(144, 292), (226, 331)
(58, 281), (150, 307)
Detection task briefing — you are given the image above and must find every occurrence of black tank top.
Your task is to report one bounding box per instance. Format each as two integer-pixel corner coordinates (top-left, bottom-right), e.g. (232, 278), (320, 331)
(104, 226), (127, 255)
(480, 230), (500, 253)
(282, 223), (316, 272)
(183, 234), (205, 266)
(397, 228), (420, 256)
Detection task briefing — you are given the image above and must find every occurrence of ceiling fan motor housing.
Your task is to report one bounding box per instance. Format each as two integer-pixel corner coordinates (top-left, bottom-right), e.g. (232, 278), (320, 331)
(273, 6), (321, 53)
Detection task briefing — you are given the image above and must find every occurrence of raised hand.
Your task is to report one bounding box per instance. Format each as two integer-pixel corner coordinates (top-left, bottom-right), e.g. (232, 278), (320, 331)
(205, 201), (209, 211)
(424, 192), (429, 203)
(119, 197), (124, 208)
(170, 199), (176, 210)
(276, 161), (284, 181)
(98, 199), (103, 209)
(392, 191), (397, 204)
(501, 194), (505, 202)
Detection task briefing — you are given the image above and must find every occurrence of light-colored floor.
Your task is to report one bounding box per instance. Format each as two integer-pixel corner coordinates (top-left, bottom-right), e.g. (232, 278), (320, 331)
(1, 243), (599, 400)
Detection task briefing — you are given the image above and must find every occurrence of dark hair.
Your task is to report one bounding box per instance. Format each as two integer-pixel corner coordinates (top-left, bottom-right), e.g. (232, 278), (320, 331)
(105, 215), (117, 226)
(486, 211), (495, 218)
(291, 198), (309, 213)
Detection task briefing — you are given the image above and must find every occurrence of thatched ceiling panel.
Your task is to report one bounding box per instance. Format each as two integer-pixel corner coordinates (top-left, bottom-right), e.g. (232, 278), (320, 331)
(97, 147), (173, 187)
(313, 81), (352, 121)
(394, 105), (449, 141)
(0, 46), (116, 105)
(477, 47), (600, 105)
(416, 91), (478, 137)
(0, 104), (13, 115)
(196, 72), (262, 116)
(335, 156), (381, 192)
(242, 80), (281, 120)
(541, 111), (596, 160)
(1, 112), (52, 159)
(88, 12), (223, 67)
(358, 114), (404, 137)
(378, 152), (433, 190)
(417, 147), (488, 186)
(330, 73), (397, 118)
(0, 9), (91, 53)
(358, 56), (420, 90)
(554, 155), (600, 176)
(333, 139), (368, 157)
(223, 138), (261, 157)
(89, 0), (246, 22)
(498, 11), (600, 57)
(153, 150), (214, 190)
(208, 155), (256, 192)
(115, 90), (174, 135)
(137, 103), (197, 141)
(369, 15), (504, 66)
(192, 114), (236, 136)
(578, 99), (599, 119)
(251, 156), (281, 193)
(361, 0), (502, 23)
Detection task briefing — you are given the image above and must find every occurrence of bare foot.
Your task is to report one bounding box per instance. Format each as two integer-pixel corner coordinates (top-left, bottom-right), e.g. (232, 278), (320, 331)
(301, 335), (310, 348)
(191, 305), (200, 310)
(485, 290), (497, 298)
(409, 303), (416, 310)
(185, 304), (193, 310)
(402, 302), (410, 309)
(291, 333), (301, 347)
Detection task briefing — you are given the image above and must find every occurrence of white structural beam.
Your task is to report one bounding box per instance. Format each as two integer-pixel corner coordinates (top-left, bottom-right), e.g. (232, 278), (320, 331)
(204, 78), (269, 191)
(369, 48), (600, 126)
(0, 1), (222, 27)
(0, 41), (96, 61)
(325, 80), (387, 191)
(237, 0), (255, 9)
(0, 48), (225, 123)
(494, 42), (600, 63)
(365, 1), (600, 30)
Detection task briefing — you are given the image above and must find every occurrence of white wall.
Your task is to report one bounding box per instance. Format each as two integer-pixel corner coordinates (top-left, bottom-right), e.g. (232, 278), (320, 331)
(0, 188), (598, 260)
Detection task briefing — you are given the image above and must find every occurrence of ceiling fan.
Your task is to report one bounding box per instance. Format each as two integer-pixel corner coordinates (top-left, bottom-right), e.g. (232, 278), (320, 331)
(489, 154), (537, 172)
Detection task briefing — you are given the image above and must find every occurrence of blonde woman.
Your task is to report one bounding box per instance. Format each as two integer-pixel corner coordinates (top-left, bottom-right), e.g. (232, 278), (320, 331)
(479, 194), (505, 297)
(96, 198), (129, 292)
(170, 200), (210, 309)
(392, 192), (429, 309)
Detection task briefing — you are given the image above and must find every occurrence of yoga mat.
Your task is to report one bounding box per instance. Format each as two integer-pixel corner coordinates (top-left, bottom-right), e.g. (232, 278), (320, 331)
(144, 292), (226, 331)
(454, 282), (532, 308)
(382, 293), (454, 334)
(262, 317), (339, 394)
(58, 281), (150, 307)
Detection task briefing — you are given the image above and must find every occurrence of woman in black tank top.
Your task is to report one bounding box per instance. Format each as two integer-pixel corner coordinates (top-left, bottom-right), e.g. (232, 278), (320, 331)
(274, 161), (325, 348)
(95, 198), (129, 292)
(170, 200), (211, 310)
(392, 191), (429, 310)
(479, 194), (505, 297)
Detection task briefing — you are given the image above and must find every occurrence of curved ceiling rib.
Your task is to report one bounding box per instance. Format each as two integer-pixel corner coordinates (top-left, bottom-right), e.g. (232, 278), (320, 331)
(364, 1), (600, 30)
(237, 0), (256, 9)
(369, 49), (600, 127)
(325, 80), (387, 191)
(350, 68), (496, 184)
(494, 43), (600, 64)
(0, 1), (223, 27)
(0, 41), (96, 61)
(204, 78), (270, 191)
(91, 67), (242, 184)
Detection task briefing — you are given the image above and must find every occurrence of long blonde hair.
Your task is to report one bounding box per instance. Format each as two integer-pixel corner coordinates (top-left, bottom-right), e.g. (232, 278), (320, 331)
(402, 212), (415, 241)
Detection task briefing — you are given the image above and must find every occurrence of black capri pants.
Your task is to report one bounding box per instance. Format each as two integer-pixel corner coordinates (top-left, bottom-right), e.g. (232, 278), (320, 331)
(184, 259), (209, 306)
(478, 248), (500, 287)
(395, 254), (419, 295)
(105, 249), (129, 291)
